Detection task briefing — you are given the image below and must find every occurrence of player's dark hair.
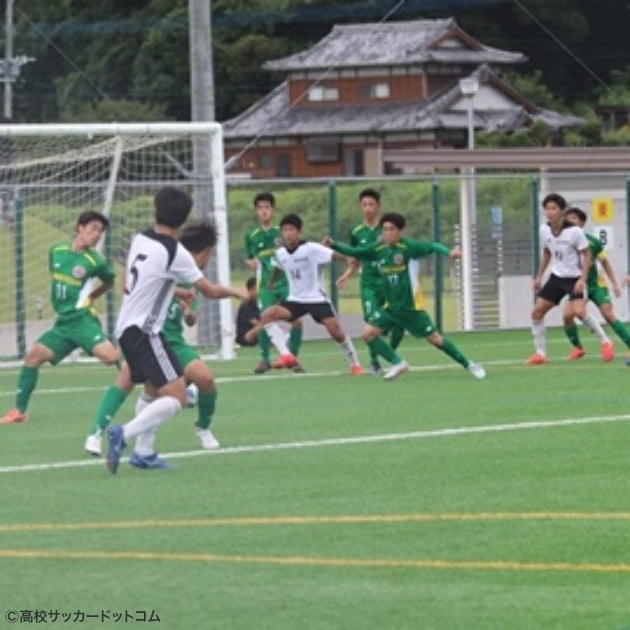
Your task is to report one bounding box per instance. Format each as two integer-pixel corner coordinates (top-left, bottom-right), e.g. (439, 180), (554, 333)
(76, 210), (109, 230)
(359, 187), (380, 203)
(154, 186), (193, 228)
(565, 207), (587, 224)
(542, 193), (567, 210)
(179, 219), (218, 253)
(254, 191), (275, 207)
(246, 277), (257, 290)
(280, 213), (302, 230)
(380, 212), (406, 230)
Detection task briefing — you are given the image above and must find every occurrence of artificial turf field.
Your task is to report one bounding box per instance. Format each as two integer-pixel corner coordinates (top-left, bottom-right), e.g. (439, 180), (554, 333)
(1, 327), (630, 629)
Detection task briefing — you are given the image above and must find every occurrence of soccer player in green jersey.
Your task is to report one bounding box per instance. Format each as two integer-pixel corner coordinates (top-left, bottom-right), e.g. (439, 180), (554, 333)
(336, 188), (405, 375)
(325, 212), (485, 381)
(245, 192), (303, 373)
(0, 211), (119, 426)
(563, 207), (628, 361)
(84, 220), (225, 456)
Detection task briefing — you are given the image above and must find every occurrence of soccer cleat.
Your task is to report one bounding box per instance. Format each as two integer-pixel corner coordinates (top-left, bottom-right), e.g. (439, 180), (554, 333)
(370, 361), (384, 376)
(567, 347), (586, 361)
(254, 360), (272, 374)
(84, 432), (102, 457)
(0, 408), (28, 425)
(350, 364), (365, 375)
(467, 362), (486, 379)
(292, 362), (306, 374)
(272, 353), (298, 369)
(186, 383), (199, 408)
(196, 428), (220, 450)
(129, 452), (172, 470)
(601, 341), (615, 362)
(383, 361), (409, 381)
(106, 424), (126, 474)
(525, 353), (548, 365)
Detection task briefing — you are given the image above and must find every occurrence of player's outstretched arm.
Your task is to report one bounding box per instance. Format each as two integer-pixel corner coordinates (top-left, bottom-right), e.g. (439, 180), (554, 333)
(324, 237), (375, 260)
(600, 257), (622, 298)
(194, 277), (248, 301)
(81, 281), (114, 307)
(336, 258), (358, 289)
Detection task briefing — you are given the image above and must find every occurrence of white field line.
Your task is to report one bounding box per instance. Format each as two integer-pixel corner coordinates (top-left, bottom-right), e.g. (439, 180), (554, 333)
(1, 413), (629, 475)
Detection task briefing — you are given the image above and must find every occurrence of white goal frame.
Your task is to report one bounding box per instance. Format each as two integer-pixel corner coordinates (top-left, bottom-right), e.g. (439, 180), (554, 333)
(0, 122), (234, 360)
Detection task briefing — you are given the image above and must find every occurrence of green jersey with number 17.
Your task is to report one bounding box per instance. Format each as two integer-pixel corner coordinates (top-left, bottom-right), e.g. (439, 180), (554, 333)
(49, 243), (115, 316)
(332, 238), (450, 312)
(244, 226), (288, 289)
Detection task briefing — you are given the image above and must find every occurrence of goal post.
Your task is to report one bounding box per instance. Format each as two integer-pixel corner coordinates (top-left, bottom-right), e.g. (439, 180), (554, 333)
(0, 122), (235, 362)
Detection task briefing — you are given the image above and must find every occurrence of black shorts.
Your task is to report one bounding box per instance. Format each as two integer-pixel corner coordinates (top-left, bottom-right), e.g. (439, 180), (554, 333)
(538, 274), (584, 305)
(279, 300), (336, 323)
(118, 326), (183, 388)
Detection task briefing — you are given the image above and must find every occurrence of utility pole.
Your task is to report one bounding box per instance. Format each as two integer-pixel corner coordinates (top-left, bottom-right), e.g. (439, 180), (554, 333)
(188, 0), (220, 346)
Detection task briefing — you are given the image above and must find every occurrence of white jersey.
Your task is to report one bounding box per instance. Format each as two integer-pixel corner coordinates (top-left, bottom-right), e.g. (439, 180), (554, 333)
(276, 241), (333, 303)
(540, 222), (588, 278)
(115, 229), (203, 337)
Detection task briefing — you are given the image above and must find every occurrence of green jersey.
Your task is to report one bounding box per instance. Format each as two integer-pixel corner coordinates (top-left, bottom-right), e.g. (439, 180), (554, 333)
(332, 237), (450, 312)
(49, 243), (115, 316)
(163, 283), (197, 346)
(585, 232), (605, 289)
(349, 222), (386, 292)
(244, 225), (288, 289)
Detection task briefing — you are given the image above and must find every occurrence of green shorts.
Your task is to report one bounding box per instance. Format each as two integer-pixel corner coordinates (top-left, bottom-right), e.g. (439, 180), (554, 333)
(370, 308), (436, 338)
(588, 285), (611, 307)
(360, 287), (384, 322)
(38, 310), (108, 365)
(258, 285), (289, 311)
(168, 340), (200, 371)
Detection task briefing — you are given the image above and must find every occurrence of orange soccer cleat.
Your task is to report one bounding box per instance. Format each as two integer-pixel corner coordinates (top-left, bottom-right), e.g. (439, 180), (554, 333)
(525, 353), (549, 365)
(567, 347), (586, 361)
(350, 364), (365, 375)
(601, 341), (615, 362)
(0, 408), (28, 425)
(272, 354), (298, 369)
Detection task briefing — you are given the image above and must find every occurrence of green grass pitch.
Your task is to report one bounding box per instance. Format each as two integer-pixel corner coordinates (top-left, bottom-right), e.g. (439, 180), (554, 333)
(1, 328), (630, 629)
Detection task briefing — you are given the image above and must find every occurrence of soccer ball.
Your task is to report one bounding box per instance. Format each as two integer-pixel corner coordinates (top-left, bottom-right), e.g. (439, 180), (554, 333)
(186, 383), (199, 408)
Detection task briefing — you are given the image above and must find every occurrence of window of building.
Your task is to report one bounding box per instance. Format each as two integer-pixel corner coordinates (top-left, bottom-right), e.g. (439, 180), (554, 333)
(305, 143), (340, 163)
(275, 153), (291, 177)
(259, 153), (272, 169)
(308, 86), (339, 102)
(358, 83), (391, 100)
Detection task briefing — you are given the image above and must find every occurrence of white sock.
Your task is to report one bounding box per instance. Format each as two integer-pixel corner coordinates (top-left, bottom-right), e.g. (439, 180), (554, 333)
(532, 319), (546, 356)
(122, 396), (182, 442)
(340, 336), (360, 367)
(134, 427), (158, 457)
(135, 393), (155, 416)
(264, 322), (290, 355)
(580, 314), (610, 343)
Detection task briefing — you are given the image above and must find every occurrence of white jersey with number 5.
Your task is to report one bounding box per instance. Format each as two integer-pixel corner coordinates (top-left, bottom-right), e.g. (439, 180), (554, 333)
(275, 241), (333, 303)
(540, 222), (588, 278)
(115, 229), (203, 337)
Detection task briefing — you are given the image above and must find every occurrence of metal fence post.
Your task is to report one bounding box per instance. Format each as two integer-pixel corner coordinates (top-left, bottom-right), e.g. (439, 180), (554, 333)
(432, 178), (443, 331)
(530, 176), (540, 281)
(328, 180), (339, 310)
(14, 194), (26, 358)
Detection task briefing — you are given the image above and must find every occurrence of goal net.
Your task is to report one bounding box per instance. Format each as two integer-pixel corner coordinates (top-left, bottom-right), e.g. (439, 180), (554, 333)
(0, 122), (234, 362)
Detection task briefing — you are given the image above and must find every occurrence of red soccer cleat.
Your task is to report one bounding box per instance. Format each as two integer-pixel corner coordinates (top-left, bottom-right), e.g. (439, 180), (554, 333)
(272, 354), (298, 369)
(350, 364), (365, 375)
(0, 408), (28, 425)
(525, 353), (548, 365)
(601, 341), (615, 362)
(567, 347), (586, 361)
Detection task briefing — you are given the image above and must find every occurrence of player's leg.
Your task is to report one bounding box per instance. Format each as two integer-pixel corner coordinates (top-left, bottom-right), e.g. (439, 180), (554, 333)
(1, 325), (73, 424)
(315, 305), (363, 374)
(360, 288), (383, 374)
(253, 287), (278, 373)
(106, 330), (186, 474)
(84, 362), (134, 456)
(596, 300), (630, 364)
(527, 285), (557, 364)
(563, 300), (586, 360)
(412, 311), (485, 379)
(185, 359), (220, 449)
(587, 288), (618, 361)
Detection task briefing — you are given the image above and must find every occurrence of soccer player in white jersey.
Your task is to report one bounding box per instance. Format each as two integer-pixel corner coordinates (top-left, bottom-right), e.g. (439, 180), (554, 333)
(245, 213), (364, 374)
(526, 193), (592, 365)
(105, 186), (248, 474)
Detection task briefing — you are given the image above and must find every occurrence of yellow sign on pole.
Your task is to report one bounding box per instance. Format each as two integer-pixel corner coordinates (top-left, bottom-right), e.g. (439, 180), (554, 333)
(592, 198), (614, 223)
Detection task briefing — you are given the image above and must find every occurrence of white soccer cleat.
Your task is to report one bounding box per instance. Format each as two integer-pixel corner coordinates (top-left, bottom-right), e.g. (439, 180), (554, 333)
(84, 432), (102, 457)
(383, 361), (409, 381)
(467, 362), (486, 379)
(196, 428), (220, 450)
(186, 383), (199, 408)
